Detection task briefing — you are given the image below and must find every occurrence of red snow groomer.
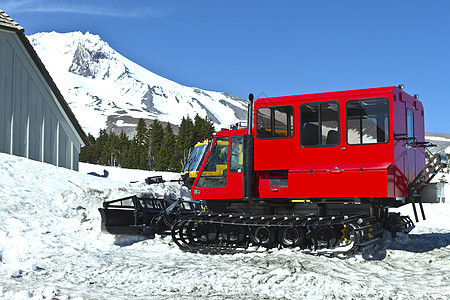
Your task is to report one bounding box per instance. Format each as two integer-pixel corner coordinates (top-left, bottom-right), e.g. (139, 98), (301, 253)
(171, 85), (447, 255)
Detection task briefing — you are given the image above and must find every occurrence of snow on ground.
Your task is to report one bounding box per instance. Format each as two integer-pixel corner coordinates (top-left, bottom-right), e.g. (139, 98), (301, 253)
(78, 162), (181, 184)
(426, 136), (450, 142)
(0, 153), (449, 299)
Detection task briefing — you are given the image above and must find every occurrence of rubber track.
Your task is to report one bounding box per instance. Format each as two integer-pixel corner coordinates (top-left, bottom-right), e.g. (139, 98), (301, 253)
(171, 213), (387, 257)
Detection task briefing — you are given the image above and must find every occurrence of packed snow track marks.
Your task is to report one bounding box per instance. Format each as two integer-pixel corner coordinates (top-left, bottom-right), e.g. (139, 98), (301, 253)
(0, 154), (449, 299)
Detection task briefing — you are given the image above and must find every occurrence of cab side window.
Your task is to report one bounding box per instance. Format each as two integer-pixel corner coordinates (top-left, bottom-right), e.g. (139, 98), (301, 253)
(230, 135), (244, 172)
(347, 98), (389, 145)
(407, 109), (414, 138)
(256, 106), (294, 139)
(300, 101), (340, 147)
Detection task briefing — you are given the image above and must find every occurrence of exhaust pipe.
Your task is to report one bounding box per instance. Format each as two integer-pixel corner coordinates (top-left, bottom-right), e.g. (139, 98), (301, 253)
(247, 93), (254, 135)
(243, 94), (254, 200)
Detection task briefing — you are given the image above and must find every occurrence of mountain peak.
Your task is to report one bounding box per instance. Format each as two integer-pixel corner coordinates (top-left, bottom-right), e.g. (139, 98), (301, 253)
(28, 31), (247, 136)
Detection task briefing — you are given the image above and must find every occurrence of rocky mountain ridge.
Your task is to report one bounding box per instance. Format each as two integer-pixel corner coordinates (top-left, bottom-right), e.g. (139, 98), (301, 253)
(28, 31), (248, 136)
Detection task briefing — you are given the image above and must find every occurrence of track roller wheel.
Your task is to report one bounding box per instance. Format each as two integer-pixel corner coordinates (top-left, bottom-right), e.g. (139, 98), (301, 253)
(338, 223), (362, 247)
(221, 225), (246, 243)
(278, 227), (305, 247)
(186, 222), (218, 244)
(171, 220), (191, 249)
(311, 226), (337, 249)
(250, 226), (276, 247)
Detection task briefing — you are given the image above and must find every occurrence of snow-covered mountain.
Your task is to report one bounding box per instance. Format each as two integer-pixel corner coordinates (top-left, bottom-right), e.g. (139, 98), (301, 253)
(425, 132), (450, 155)
(28, 31), (248, 136)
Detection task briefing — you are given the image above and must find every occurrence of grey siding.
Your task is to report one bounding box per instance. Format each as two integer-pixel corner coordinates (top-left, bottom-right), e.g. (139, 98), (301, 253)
(0, 37), (14, 154)
(0, 30), (83, 170)
(72, 145), (79, 171)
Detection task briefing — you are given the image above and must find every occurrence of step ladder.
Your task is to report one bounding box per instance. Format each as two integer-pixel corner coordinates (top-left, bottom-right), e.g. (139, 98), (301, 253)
(408, 153), (447, 222)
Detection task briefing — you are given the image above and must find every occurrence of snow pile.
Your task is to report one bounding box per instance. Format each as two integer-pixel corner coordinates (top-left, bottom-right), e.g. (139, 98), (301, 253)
(0, 153), (449, 299)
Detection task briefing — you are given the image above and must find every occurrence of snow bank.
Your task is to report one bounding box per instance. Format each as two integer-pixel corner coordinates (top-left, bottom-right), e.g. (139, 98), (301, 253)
(0, 153), (449, 299)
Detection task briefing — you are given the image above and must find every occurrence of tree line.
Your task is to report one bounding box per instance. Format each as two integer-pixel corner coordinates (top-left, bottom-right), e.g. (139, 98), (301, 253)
(79, 115), (215, 172)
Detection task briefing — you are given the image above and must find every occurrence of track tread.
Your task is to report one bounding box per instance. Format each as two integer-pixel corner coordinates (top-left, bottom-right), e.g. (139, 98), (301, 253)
(171, 213), (389, 257)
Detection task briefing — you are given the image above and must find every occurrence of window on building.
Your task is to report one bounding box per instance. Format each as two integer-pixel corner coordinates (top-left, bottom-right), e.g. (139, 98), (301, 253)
(346, 98), (389, 145)
(256, 106), (294, 139)
(300, 101), (339, 147)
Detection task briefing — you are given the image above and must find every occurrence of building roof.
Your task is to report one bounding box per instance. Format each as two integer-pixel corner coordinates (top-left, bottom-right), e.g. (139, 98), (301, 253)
(0, 10), (24, 31)
(0, 10), (90, 146)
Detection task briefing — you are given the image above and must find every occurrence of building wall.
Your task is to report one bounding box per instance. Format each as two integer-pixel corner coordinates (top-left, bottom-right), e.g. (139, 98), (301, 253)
(0, 29), (82, 170)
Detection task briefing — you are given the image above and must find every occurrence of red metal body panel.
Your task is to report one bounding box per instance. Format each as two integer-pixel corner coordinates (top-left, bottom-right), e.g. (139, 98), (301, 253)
(392, 89), (426, 197)
(253, 87), (399, 199)
(192, 86), (426, 201)
(253, 87), (395, 172)
(288, 163), (392, 198)
(256, 172), (291, 198)
(193, 172), (243, 200)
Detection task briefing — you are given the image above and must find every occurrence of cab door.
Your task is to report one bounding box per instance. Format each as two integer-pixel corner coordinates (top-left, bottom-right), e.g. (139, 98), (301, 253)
(191, 135), (243, 200)
(405, 104), (416, 183)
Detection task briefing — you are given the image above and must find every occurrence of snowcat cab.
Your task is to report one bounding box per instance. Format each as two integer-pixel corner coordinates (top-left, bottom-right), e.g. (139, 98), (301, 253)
(171, 85), (447, 254)
(181, 140), (209, 188)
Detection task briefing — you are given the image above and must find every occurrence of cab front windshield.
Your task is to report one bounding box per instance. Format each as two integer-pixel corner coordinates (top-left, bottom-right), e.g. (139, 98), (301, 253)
(196, 137), (229, 187)
(183, 143), (208, 173)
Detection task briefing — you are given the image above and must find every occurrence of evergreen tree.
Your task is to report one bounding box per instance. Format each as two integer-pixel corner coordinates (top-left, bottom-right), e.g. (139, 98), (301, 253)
(98, 129), (111, 165)
(193, 114), (215, 143)
(136, 119), (150, 169)
(104, 132), (118, 166)
(135, 119), (149, 148)
(78, 114), (216, 171)
(125, 119), (150, 169)
(156, 123), (177, 171)
(116, 131), (131, 167)
(149, 120), (165, 170)
(79, 134), (97, 163)
(202, 116), (215, 140)
(103, 132), (130, 167)
(79, 129), (131, 167)
(125, 138), (139, 169)
(175, 116), (195, 170)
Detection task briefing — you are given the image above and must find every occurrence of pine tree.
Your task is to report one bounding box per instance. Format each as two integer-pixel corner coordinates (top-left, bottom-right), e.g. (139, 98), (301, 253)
(135, 119), (150, 169)
(156, 123), (177, 171)
(116, 131), (131, 167)
(79, 134), (97, 163)
(135, 119), (149, 147)
(78, 115), (216, 171)
(149, 120), (165, 170)
(105, 132), (119, 166)
(79, 129), (132, 167)
(125, 138), (139, 169)
(175, 116), (195, 170)
(98, 129), (111, 165)
(193, 114), (215, 143)
(201, 116), (215, 140)
(124, 119), (150, 169)
(104, 132), (130, 167)
(122, 119), (150, 169)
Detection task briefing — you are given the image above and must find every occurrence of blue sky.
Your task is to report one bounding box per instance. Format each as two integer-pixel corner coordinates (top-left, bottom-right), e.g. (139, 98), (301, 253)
(3, 0), (450, 133)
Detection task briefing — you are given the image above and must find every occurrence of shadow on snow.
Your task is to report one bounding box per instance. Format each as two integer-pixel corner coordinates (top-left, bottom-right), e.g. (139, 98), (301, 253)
(362, 232), (450, 260)
(109, 230), (450, 261)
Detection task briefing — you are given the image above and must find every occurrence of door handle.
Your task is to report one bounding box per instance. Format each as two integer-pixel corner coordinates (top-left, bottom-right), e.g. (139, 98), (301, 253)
(327, 169), (344, 174)
(270, 188), (280, 192)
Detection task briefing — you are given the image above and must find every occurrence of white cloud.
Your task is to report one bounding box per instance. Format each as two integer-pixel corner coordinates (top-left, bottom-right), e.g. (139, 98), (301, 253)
(2, 0), (170, 18)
